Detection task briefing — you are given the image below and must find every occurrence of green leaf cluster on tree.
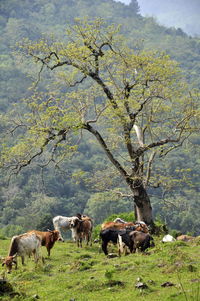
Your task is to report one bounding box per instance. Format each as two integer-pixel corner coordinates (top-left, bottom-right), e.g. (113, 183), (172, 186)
(1, 17), (199, 232)
(0, 0), (199, 235)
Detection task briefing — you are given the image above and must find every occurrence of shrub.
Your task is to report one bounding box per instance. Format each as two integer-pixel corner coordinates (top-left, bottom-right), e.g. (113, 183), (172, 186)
(103, 212), (135, 223)
(0, 224), (23, 238)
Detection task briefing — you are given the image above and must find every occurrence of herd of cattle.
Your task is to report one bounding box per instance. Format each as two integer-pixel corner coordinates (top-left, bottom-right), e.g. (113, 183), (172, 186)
(1, 214), (191, 273)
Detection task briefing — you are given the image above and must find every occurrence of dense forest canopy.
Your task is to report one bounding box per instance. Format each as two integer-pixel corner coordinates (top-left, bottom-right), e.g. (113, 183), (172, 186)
(0, 0), (199, 236)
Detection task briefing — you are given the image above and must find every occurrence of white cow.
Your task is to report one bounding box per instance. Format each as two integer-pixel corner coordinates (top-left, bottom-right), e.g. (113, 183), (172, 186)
(2, 232), (42, 273)
(53, 215), (78, 242)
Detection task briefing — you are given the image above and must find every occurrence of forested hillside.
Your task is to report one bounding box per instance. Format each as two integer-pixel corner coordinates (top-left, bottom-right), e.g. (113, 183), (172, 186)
(0, 0), (199, 236)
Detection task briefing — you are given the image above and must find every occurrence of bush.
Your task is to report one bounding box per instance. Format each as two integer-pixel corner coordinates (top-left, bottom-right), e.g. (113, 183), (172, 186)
(103, 212), (135, 223)
(93, 224), (101, 240)
(0, 224), (23, 238)
(170, 229), (182, 238)
(152, 219), (168, 235)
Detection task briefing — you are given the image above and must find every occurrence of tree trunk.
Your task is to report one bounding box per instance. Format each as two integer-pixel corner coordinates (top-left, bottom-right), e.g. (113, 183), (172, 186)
(134, 197), (153, 225)
(85, 124), (154, 227)
(130, 180), (154, 227)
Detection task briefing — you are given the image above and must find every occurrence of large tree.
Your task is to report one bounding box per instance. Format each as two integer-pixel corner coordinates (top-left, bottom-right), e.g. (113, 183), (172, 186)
(1, 19), (198, 226)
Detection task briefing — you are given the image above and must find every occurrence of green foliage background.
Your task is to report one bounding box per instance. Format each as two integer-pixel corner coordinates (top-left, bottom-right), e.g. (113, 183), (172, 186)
(0, 0), (199, 236)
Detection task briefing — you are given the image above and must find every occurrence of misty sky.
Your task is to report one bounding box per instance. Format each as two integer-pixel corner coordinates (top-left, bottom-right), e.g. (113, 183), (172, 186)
(114, 0), (200, 36)
(115, 0), (131, 4)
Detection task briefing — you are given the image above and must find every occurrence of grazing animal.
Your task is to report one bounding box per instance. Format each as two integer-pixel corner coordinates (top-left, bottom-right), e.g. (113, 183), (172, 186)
(176, 235), (194, 242)
(129, 230), (155, 253)
(2, 233), (42, 273)
(2, 255), (17, 273)
(70, 216), (93, 247)
(52, 215), (78, 241)
(28, 230), (60, 256)
(100, 227), (136, 255)
(101, 221), (149, 233)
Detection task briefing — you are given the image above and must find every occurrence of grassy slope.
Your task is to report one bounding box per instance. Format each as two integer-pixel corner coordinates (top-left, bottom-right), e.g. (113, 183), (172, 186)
(0, 236), (199, 301)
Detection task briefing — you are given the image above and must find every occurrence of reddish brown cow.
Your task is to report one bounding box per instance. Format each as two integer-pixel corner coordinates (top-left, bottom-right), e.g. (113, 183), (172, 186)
(101, 221), (149, 233)
(28, 230), (60, 256)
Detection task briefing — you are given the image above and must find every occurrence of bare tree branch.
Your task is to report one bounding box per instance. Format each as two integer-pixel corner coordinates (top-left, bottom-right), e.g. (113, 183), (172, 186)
(159, 133), (191, 157)
(68, 75), (87, 87)
(109, 190), (133, 198)
(83, 122), (131, 184)
(86, 104), (109, 124)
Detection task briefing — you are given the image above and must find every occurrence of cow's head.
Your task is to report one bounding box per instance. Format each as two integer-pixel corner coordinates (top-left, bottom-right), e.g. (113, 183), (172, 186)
(76, 213), (82, 219)
(53, 230), (60, 241)
(48, 229), (62, 242)
(135, 222), (149, 233)
(70, 217), (81, 228)
(2, 255), (17, 273)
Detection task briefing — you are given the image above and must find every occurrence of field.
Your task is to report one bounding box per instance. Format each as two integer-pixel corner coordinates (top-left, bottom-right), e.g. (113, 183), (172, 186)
(0, 236), (200, 301)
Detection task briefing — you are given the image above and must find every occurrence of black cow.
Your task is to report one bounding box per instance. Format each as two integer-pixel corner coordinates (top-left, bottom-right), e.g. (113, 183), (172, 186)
(99, 227), (136, 255)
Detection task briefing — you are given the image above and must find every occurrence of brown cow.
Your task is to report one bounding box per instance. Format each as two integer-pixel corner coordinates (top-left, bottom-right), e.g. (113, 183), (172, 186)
(176, 235), (194, 242)
(70, 216), (93, 247)
(101, 221), (149, 233)
(129, 230), (155, 253)
(28, 230), (60, 256)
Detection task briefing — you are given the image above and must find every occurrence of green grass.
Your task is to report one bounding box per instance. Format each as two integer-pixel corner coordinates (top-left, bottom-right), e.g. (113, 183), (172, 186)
(0, 237), (199, 301)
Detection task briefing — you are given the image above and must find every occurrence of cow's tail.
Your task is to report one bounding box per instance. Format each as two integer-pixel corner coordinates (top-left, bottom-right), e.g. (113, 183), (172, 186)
(118, 234), (123, 257)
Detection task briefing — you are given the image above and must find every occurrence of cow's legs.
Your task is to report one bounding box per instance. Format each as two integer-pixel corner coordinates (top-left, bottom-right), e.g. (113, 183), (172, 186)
(88, 232), (92, 246)
(14, 258), (18, 270)
(47, 246), (51, 257)
(58, 229), (65, 242)
(101, 241), (108, 255)
(86, 233), (89, 245)
(54, 226), (65, 242)
(71, 229), (76, 242)
(32, 249), (40, 264)
(21, 256), (25, 265)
